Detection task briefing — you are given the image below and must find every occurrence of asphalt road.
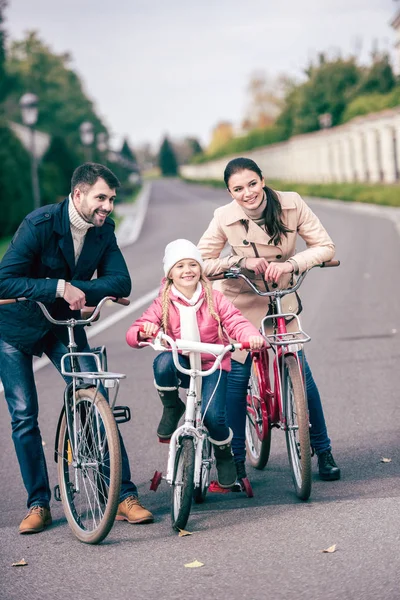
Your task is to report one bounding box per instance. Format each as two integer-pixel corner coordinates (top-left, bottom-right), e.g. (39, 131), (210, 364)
(1, 179), (400, 600)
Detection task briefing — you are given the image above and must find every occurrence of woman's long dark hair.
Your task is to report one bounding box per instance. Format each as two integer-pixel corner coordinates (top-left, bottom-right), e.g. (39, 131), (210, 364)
(224, 157), (293, 246)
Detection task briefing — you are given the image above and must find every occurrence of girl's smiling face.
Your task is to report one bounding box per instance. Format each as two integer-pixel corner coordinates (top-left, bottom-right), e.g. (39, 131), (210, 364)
(169, 258), (201, 297)
(227, 169), (265, 210)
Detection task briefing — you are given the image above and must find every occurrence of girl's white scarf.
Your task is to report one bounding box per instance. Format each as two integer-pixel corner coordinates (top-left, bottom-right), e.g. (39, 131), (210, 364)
(171, 283), (204, 396)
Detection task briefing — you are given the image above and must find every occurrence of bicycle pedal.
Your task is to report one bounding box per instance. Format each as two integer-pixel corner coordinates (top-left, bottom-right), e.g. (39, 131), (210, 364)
(54, 484), (61, 502)
(113, 405), (131, 424)
(209, 481), (231, 494)
(150, 471), (163, 491)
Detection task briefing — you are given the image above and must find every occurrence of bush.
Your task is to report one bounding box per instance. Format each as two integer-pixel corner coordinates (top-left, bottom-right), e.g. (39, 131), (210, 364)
(0, 121), (33, 235)
(341, 87), (400, 123)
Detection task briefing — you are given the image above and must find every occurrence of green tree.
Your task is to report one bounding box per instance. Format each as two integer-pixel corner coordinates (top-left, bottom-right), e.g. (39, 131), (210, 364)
(0, 123), (33, 235)
(357, 53), (396, 96)
(277, 56), (361, 137)
(158, 136), (178, 176)
(39, 135), (77, 205)
(0, 0), (9, 105)
(4, 31), (106, 154)
(120, 137), (137, 164)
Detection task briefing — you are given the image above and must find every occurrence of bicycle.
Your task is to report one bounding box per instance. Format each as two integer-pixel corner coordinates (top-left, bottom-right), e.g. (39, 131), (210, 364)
(139, 330), (251, 531)
(0, 296), (131, 544)
(213, 260), (339, 501)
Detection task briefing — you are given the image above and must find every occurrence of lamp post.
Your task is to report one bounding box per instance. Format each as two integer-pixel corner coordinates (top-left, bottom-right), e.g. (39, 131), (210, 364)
(20, 93), (41, 210)
(79, 121), (94, 161)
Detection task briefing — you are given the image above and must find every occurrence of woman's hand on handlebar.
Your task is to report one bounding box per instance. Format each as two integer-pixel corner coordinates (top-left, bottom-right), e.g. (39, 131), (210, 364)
(244, 257), (269, 274)
(263, 261), (293, 284)
(139, 322), (160, 339)
(248, 335), (265, 350)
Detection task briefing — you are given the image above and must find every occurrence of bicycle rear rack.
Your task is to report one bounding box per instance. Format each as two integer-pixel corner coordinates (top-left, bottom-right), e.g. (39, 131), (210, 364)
(261, 313), (311, 347)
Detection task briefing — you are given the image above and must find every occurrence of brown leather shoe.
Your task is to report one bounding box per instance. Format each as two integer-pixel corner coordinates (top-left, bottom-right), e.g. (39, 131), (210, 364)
(19, 506), (52, 534)
(115, 496), (154, 524)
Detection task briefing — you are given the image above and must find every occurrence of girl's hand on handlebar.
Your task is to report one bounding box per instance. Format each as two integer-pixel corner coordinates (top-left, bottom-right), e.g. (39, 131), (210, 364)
(248, 335), (265, 350)
(263, 261), (293, 284)
(139, 322), (159, 339)
(244, 257), (269, 274)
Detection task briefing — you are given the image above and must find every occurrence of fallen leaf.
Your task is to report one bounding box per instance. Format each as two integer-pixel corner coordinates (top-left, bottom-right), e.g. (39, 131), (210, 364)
(42, 441), (46, 446)
(381, 457), (392, 463)
(178, 528), (193, 537)
(322, 545), (336, 553)
(184, 560), (204, 568)
(12, 559), (28, 567)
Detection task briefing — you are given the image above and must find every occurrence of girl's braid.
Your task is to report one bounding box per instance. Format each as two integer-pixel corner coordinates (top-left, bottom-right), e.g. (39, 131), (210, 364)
(161, 279), (173, 333)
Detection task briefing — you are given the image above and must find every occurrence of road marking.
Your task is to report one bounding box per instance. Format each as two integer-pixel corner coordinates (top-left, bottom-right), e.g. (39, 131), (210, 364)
(0, 287), (159, 394)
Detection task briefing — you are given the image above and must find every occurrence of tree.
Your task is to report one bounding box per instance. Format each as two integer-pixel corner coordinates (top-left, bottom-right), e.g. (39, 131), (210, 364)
(120, 137), (137, 164)
(0, 0), (9, 105)
(357, 53), (396, 96)
(39, 136), (77, 205)
(207, 121), (234, 155)
(158, 136), (178, 176)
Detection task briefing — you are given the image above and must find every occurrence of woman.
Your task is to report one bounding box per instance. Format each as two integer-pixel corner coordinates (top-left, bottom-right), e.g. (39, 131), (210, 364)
(197, 157), (340, 482)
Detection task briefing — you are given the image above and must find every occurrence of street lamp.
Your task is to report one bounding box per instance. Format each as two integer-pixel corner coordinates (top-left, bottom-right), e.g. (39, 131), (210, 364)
(20, 92), (41, 210)
(318, 113), (332, 129)
(96, 132), (108, 153)
(79, 121), (94, 161)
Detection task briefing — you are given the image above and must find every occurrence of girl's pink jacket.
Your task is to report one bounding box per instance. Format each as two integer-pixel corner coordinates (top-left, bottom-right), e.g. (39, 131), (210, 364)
(126, 286), (261, 372)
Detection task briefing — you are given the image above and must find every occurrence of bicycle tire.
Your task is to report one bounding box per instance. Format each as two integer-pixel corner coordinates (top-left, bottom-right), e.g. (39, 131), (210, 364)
(57, 387), (122, 544)
(245, 356), (272, 469)
(193, 437), (212, 504)
(283, 355), (311, 501)
(171, 436), (195, 531)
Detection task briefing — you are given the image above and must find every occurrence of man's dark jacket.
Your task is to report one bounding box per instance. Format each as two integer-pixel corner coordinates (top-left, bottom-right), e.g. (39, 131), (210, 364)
(0, 197), (131, 355)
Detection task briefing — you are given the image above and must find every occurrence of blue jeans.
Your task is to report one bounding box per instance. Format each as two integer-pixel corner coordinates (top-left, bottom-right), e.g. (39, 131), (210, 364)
(153, 351), (230, 442)
(0, 335), (137, 509)
(226, 351), (331, 463)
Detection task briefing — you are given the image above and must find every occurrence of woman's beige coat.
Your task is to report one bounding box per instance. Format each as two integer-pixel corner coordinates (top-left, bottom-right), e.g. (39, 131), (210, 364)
(198, 191), (335, 359)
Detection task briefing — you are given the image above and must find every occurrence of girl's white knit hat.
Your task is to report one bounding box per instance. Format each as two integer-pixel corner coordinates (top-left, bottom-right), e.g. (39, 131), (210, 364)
(163, 239), (204, 276)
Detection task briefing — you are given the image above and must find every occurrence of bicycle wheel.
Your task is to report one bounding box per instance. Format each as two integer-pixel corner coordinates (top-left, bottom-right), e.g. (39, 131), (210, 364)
(283, 355), (311, 501)
(245, 355), (271, 469)
(193, 437), (212, 504)
(171, 436), (195, 531)
(57, 387), (122, 544)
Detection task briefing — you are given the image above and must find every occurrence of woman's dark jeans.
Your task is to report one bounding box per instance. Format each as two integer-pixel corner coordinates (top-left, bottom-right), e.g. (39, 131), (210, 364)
(153, 351), (230, 442)
(226, 350), (331, 463)
(0, 336), (137, 509)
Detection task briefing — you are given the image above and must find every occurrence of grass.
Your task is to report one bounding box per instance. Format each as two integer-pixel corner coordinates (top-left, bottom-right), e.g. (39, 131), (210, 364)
(0, 236), (12, 261)
(182, 177), (400, 208)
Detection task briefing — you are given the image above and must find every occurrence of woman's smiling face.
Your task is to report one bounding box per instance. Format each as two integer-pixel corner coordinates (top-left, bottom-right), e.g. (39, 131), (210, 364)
(227, 169), (265, 210)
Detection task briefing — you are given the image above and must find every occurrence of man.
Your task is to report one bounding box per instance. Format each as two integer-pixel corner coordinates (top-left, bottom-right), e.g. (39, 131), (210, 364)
(0, 162), (153, 533)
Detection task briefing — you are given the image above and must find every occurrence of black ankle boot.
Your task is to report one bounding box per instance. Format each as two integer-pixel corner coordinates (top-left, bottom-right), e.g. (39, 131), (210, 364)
(156, 390), (185, 440)
(235, 461), (247, 481)
(318, 450), (341, 481)
(212, 442), (237, 488)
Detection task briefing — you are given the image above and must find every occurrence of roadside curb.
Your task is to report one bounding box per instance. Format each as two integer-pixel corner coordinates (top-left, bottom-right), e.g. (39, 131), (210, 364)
(115, 181), (152, 248)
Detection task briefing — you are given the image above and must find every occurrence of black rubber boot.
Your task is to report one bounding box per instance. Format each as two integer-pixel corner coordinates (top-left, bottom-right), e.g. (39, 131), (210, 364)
(235, 460), (247, 481)
(156, 389), (185, 440)
(212, 441), (237, 488)
(318, 450), (341, 481)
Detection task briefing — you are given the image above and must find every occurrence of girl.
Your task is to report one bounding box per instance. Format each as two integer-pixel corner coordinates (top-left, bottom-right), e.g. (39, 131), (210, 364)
(197, 157), (341, 483)
(126, 238), (264, 489)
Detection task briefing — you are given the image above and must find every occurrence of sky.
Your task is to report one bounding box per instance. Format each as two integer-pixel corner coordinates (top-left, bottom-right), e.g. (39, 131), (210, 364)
(5, 0), (398, 151)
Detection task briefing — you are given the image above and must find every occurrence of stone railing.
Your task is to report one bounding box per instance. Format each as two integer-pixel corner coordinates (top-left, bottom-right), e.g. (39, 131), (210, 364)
(182, 107), (400, 184)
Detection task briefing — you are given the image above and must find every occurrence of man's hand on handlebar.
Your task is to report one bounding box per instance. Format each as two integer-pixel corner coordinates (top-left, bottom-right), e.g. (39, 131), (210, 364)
(248, 335), (265, 350)
(139, 322), (159, 340)
(64, 282), (86, 311)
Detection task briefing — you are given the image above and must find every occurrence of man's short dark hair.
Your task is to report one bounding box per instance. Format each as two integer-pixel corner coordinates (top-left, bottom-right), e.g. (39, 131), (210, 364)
(71, 162), (120, 193)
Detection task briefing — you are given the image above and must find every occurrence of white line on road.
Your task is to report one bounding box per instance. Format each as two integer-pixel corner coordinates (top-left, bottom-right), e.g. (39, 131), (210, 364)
(0, 287), (159, 394)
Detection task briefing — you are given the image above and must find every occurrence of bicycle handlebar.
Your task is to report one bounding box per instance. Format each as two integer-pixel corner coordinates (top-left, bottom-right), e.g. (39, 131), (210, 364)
(208, 259), (340, 297)
(139, 330), (251, 378)
(0, 296), (130, 326)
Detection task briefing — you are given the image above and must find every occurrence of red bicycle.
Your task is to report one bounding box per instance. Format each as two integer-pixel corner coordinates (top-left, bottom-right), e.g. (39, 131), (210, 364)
(219, 260), (339, 501)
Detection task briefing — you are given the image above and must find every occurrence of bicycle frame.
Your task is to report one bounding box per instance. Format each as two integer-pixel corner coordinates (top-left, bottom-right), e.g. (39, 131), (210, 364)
(140, 333), (246, 487)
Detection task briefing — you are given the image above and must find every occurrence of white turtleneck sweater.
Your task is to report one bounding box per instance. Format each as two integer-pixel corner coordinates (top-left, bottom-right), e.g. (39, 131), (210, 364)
(55, 195), (94, 298)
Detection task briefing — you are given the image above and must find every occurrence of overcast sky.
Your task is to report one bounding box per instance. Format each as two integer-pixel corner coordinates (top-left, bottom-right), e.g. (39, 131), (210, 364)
(6, 0), (398, 150)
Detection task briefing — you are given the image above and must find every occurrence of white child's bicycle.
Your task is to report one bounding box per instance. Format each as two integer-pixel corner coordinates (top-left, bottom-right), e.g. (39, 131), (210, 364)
(139, 330), (251, 531)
